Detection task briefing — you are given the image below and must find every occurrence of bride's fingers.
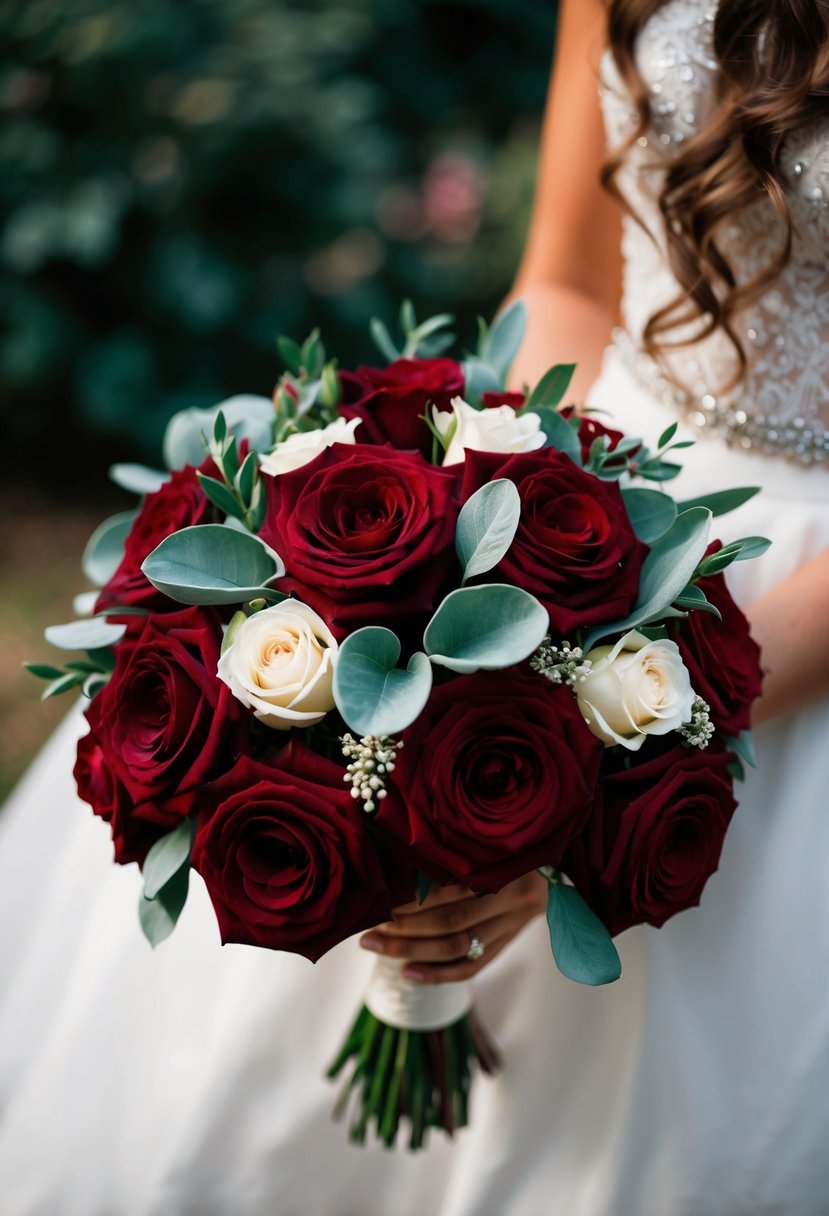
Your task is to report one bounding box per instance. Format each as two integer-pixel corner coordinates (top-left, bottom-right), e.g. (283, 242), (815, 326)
(400, 932), (515, 985)
(382, 872), (544, 940)
(360, 909), (531, 967)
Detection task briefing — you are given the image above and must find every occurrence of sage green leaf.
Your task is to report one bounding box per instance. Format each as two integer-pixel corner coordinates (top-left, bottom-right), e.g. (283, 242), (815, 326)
(676, 486), (760, 517)
(25, 663), (67, 680)
(456, 479), (521, 583)
(546, 883), (622, 986)
(583, 507), (712, 649)
(725, 729), (756, 769)
(143, 818), (197, 900)
(480, 299), (527, 382)
(236, 449), (258, 504)
(533, 406), (583, 464)
(41, 672), (85, 700)
(697, 535), (771, 577)
(73, 590), (99, 616)
(277, 334), (303, 375)
(424, 584), (549, 673)
(621, 487), (678, 543)
(672, 583), (722, 619)
(657, 421), (679, 449)
(162, 395), (274, 470)
(460, 355), (502, 405)
(108, 464), (168, 495)
(45, 618), (127, 651)
(82, 510), (138, 588)
(138, 866), (190, 948)
(525, 363), (576, 411)
(141, 524), (285, 606)
(369, 317), (400, 363)
(333, 627), (433, 737)
(196, 472), (245, 520)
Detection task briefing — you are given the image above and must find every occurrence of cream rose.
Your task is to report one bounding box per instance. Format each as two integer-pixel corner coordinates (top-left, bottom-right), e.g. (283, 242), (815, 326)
(576, 630), (695, 750)
(217, 600), (337, 730)
(433, 396), (545, 466)
(258, 416), (361, 477)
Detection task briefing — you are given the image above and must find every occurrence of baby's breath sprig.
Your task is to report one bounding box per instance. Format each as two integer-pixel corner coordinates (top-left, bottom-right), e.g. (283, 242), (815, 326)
(531, 638), (593, 687)
(680, 696), (715, 749)
(340, 733), (403, 813)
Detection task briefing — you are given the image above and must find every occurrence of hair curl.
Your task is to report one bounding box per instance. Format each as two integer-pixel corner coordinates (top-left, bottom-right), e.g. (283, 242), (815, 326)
(603, 0), (829, 389)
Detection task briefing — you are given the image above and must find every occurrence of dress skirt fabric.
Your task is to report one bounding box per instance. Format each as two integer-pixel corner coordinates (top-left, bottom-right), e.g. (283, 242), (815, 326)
(1, 347), (828, 1215)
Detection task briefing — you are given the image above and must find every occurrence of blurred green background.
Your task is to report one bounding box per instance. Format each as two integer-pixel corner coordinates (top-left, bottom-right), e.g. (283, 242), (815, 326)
(0, 0), (556, 799)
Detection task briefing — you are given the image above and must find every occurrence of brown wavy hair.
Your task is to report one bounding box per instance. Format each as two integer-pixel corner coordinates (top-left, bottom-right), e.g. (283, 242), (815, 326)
(603, 0), (829, 389)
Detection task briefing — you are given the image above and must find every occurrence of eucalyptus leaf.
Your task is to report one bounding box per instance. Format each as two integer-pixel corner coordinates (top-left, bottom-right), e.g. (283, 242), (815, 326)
(197, 472), (245, 520)
(370, 317), (400, 363)
(138, 865), (190, 948)
(621, 488), (678, 543)
(525, 363), (576, 411)
(41, 672), (85, 700)
(82, 510), (138, 588)
(657, 421), (679, 449)
(162, 395), (275, 470)
(45, 618), (127, 651)
(546, 883), (622, 986)
(333, 627), (433, 737)
(676, 486), (760, 517)
(141, 525), (285, 606)
(672, 583), (722, 619)
(73, 590), (99, 617)
(480, 299), (527, 382)
(424, 584), (549, 673)
(277, 335), (303, 375)
(82, 674), (109, 698)
(108, 464), (168, 496)
(25, 663), (67, 680)
(533, 406), (583, 464)
(143, 818), (197, 900)
(725, 729), (757, 769)
(583, 507), (712, 649)
(455, 479), (521, 583)
(460, 356), (502, 405)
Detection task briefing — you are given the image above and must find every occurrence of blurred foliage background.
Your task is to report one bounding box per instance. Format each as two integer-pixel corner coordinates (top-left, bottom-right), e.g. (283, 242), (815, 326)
(0, 0), (557, 799)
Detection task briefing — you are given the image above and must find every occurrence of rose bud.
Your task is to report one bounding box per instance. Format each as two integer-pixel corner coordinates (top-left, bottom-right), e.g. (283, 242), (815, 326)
(433, 396), (545, 466)
(217, 599), (338, 730)
(258, 416), (361, 478)
(576, 630), (695, 750)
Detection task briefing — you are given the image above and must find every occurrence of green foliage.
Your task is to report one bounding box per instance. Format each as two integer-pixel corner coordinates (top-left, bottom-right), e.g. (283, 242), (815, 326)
(142, 817), (196, 900)
(424, 583), (549, 673)
(333, 626), (433, 737)
(545, 881), (622, 986)
(0, 0), (555, 475)
(81, 508), (137, 586)
(141, 522), (285, 604)
(621, 487), (678, 544)
(583, 507), (713, 649)
(455, 478), (521, 584)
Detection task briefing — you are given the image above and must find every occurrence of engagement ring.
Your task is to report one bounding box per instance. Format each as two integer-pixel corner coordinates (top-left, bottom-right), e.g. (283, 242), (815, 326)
(466, 933), (485, 961)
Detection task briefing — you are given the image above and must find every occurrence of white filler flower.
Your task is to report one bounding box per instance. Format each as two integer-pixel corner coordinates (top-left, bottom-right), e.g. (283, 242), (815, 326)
(433, 396), (545, 466)
(576, 629), (695, 750)
(218, 600), (338, 730)
(259, 416), (361, 477)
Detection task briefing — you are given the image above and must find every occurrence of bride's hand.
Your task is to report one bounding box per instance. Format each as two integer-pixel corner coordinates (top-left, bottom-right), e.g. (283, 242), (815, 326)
(358, 873), (547, 984)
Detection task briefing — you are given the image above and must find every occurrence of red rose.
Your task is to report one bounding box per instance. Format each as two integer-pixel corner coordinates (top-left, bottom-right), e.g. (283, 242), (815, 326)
(74, 730), (157, 865)
(673, 542), (763, 736)
(260, 443), (459, 639)
(340, 357), (465, 455)
(566, 745), (738, 935)
(95, 463), (215, 622)
(376, 666), (603, 893)
(83, 607), (246, 838)
(561, 408), (627, 465)
(480, 390), (527, 412)
(460, 448), (648, 636)
(192, 745), (411, 961)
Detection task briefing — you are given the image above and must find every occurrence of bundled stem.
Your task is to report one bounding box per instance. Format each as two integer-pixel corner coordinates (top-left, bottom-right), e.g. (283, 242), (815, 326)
(328, 1006), (499, 1151)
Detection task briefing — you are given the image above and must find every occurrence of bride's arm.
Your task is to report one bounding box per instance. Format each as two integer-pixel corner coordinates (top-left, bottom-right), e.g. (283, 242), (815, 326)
(506, 0), (622, 400)
(748, 545), (829, 726)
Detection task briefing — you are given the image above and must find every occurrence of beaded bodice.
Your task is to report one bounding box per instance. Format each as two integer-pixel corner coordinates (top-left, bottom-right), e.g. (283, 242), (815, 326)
(600, 0), (829, 464)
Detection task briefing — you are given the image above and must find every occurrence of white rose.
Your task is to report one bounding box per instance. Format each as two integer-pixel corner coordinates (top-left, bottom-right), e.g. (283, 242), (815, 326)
(433, 396), (545, 466)
(259, 416), (361, 477)
(576, 630), (695, 750)
(217, 600), (338, 730)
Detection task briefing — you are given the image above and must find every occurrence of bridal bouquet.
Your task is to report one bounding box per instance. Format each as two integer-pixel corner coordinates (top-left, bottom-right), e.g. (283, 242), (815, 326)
(31, 301), (766, 1149)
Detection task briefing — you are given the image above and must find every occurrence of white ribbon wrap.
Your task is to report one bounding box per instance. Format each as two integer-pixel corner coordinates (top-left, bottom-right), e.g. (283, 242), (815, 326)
(365, 956), (472, 1032)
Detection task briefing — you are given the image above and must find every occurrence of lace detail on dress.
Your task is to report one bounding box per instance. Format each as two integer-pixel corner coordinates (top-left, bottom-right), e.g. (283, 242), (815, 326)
(599, 0), (829, 464)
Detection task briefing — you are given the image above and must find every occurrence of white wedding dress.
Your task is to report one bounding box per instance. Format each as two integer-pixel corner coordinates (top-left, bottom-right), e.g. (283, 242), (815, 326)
(2, 3), (829, 1213)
